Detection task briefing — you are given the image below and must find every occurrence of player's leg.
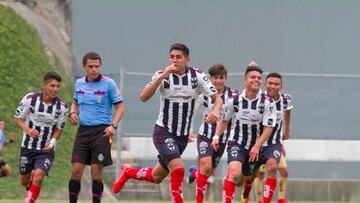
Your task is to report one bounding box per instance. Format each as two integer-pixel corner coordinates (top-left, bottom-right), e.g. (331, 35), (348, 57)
(25, 168), (46, 203)
(196, 156), (212, 203)
(241, 172), (256, 203)
(223, 161), (242, 203)
(167, 157), (186, 203)
(277, 154), (288, 203)
(254, 165), (266, 203)
(262, 145), (281, 203)
(69, 162), (85, 203)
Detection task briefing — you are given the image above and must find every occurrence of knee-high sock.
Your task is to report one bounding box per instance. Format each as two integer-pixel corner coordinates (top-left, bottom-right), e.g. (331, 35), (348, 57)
(25, 184), (41, 203)
(170, 168), (185, 203)
(254, 177), (263, 202)
(278, 176), (287, 199)
(195, 172), (208, 203)
(69, 179), (81, 203)
(223, 179), (236, 203)
(263, 178), (277, 203)
(92, 180), (103, 203)
(127, 167), (155, 183)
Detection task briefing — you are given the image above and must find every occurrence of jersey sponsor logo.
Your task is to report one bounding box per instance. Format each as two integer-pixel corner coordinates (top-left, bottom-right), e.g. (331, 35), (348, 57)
(165, 138), (176, 151)
(199, 141), (208, 155)
(55, 109), (62, 119)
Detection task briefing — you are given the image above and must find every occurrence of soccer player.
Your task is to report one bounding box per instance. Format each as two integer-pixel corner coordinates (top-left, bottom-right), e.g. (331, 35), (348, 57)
(241, 72), (293, 203)
(187, 63), (238, 203)
(211, 61), (276, 203)
(0, 119), (17, 177)
(68, 52), (124, 203)
(14, 72), (68, 203)
(112, 43), (222, 203)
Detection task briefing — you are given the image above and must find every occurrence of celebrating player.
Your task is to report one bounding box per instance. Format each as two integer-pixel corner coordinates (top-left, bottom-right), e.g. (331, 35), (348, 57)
(112, 43), (222, 203)
(14, 72), (67, 203)
(212, 61), (276, 203)
(187, 63), (238, 203)
(241, 72), (293, 203)
(68, 52), (124, 203)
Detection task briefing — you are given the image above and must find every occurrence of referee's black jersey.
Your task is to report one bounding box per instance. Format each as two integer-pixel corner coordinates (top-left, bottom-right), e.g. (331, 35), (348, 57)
(263, 92), (293, 146)
(222, 90), (276, 150)
(196, 86), (239, 143)
(147, 66), (217, 137)
(15, 92), (68, 151)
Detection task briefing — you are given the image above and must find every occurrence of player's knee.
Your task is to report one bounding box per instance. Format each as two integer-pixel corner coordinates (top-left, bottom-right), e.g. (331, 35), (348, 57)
(200, 166), (212, 176)
(279, 168), (288, 178)
(228, 168), (241, 181)
(266, 160), (278, 174)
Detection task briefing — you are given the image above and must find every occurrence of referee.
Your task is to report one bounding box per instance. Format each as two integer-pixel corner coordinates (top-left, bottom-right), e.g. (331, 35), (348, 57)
(68, 52), (124, 203)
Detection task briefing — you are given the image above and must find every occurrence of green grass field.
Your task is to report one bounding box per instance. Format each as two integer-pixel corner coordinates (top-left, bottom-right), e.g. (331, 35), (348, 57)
(0, 201), (358, 203)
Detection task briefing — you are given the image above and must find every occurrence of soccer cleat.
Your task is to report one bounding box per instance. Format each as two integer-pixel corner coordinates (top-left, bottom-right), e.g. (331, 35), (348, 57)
(112, 166), (130, 193)
(241, 188), (250, 203)
(187, 165), (197, 184)
(277, 198), (288, 203)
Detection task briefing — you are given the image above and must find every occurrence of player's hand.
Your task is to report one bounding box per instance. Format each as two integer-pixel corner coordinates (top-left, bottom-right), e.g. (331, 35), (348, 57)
(69, 113), (79, 126)
(42, 143), (53, 152)
(104, 126), (115, 144)
(188, 132), (196, 143)
(160, 64), (177, 79)
(249, 144), (261, 162)
(205, 111), (219, 124)
(211, 140), (219, 151)
(26, 128), (40, 138)
(282, 130), (290, 140)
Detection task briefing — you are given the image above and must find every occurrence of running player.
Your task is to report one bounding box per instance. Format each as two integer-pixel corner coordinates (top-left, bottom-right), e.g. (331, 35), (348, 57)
(212, 61), (276, 203)
(241, 72), (293, 203)
(14, 72), (68, 203)
(187, 63), (238, 203)
(112, 43), (222, 203)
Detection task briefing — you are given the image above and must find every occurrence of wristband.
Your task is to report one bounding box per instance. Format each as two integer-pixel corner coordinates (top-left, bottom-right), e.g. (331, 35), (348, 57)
(212, 135), (220, 141)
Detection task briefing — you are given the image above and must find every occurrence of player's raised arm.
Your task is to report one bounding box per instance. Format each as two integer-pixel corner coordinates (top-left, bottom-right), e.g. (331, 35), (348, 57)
(140, 64), (177, 102)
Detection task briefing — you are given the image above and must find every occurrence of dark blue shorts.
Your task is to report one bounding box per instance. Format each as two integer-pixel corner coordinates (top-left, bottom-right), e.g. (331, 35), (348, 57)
(71, 125), (112, 166)
(197, 134), (226, 169)
(19, 148), (54, 175)
(259, 144), (282, 164)
(227, 141), (261, 177)
(153, 125), (188, 171)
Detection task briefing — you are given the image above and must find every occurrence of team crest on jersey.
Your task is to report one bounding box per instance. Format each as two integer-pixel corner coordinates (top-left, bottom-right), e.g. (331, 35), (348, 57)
(259, 103), (265, 113)
(55, 109), (62, 118)
(230, 146), (240, 158)
(191, 77), (198, 88)
(165, 138), (176, 151)
(199, 141), (208, 155)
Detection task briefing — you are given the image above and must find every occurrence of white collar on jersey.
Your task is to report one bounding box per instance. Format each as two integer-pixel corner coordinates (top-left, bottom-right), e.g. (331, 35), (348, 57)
(240, 89), (263, 100)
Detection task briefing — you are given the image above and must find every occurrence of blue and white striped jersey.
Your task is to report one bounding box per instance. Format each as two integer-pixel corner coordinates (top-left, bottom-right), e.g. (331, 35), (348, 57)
(197, 86), (238, 143)
(263, 92), (293, 146)
(15, 92), (68, 151)
(222, 89), (276, 149)
(147, 66), (217, 136)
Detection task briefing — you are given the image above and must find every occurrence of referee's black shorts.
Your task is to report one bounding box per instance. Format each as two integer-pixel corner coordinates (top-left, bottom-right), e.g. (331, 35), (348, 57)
(71, 125), (112, 166)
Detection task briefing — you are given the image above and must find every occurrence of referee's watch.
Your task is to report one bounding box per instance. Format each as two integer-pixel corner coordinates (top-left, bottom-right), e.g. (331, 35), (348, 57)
(111, 123), (118, 129)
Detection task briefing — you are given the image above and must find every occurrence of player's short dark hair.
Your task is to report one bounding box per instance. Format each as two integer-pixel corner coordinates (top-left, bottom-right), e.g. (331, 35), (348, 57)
(169, 43), (190, 57)
(266, 72), (282, 81)
(83, 52), (102, 66)
(208, 63), (227, 77)
(43, 72), (62, 83)
(245, 64), (263, 76)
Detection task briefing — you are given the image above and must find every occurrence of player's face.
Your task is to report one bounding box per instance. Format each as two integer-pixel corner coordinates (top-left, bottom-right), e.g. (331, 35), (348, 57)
(169, 50), (189, 72)
(84, 59), (101, 80)
(42, 79), (61, 99)
(265, 77), (282, 98)
(0, 121), (4, 129)
(244, 71), (262, 91)
(210, 74), (227, 92)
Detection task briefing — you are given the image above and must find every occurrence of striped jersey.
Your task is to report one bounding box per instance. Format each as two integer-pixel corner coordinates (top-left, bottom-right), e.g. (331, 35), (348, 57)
(222, 89), (276, 149)
(263, 92), (293, 146)
(15, 92), (68, 151)
(196, 86), (238, 143)
(148, 66), (217, 136)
